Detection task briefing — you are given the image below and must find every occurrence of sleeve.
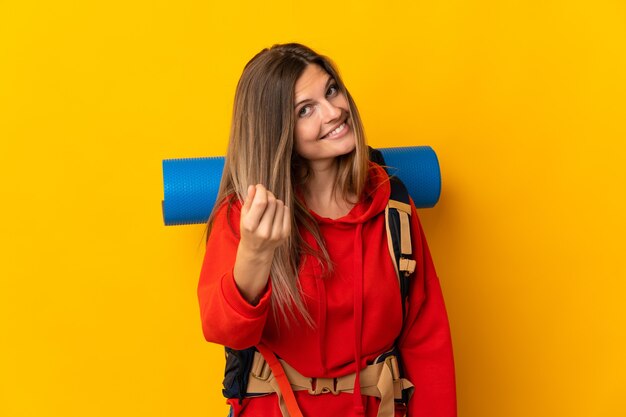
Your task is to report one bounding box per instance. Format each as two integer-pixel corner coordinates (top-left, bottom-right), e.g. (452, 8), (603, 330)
(398, 200), (457, 417)
(197, 201), (272, 350)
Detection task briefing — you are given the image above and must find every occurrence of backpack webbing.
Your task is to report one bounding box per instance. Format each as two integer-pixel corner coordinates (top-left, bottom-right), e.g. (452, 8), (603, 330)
(370, 147), (416, 314)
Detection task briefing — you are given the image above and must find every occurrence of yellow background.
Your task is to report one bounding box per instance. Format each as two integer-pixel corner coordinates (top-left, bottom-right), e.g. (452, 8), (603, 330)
(1, 0), (625, 416)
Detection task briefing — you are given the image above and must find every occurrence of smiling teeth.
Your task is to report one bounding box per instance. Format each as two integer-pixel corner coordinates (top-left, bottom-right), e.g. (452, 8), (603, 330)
(325, 123), (345, 138)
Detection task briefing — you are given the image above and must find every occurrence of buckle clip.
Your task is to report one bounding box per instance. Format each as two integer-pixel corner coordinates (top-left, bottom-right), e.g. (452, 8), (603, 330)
(399, 257), (416, 275)
(385, 355), (401, 381)
(250, 355), (272, 381)
(308, 377), (339, 395)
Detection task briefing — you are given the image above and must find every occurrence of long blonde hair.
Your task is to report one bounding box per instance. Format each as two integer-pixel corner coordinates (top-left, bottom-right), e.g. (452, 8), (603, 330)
(208, 43), (370, 325)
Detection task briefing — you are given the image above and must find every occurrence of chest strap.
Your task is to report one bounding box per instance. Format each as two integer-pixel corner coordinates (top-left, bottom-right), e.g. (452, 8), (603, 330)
(247, 349), (414, 417)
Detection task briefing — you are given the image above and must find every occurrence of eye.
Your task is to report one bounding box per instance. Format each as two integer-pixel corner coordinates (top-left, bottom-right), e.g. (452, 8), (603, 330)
(326, 83), (339, 97)
(298, 104), (312, 118)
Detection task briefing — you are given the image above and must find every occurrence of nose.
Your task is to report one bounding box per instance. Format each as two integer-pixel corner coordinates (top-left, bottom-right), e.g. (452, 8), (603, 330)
(320, 99), (342, 123)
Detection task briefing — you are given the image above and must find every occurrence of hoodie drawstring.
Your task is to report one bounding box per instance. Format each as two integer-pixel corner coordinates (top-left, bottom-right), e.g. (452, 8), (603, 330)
(353, 223), (365, 416)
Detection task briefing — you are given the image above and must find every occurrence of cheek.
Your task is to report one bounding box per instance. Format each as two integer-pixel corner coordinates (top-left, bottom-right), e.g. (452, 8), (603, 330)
(294, 119), (316, 143)
(293, 124), (308, 155)
(333, 93), (350, 110)
(293, 122), (322, 159)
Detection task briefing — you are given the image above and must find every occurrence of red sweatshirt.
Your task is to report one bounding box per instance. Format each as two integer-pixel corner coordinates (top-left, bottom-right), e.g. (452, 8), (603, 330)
(198, 163), (456, 417)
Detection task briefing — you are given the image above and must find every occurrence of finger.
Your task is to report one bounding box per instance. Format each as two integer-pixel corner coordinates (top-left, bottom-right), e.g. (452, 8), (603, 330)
(241, 185), (255, 214)
(282, 205), (291, 239)
(271, 200), (285, 240)
(241, 185), (268, 231)
(256, 191), (277, 238)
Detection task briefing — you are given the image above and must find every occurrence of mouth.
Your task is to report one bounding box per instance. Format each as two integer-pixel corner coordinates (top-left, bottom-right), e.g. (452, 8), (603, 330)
(320, 119), (349, 140)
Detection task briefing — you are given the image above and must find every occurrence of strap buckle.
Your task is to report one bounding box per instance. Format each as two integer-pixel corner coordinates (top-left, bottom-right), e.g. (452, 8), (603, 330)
(399, 257), (416, 275)
(250, 353), (272, 381)
(384, 355), (401, 381)
(308, 377), (339, 395)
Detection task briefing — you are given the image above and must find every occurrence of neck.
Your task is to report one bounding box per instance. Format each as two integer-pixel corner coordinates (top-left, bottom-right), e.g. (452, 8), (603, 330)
(302, 158), (355, 219)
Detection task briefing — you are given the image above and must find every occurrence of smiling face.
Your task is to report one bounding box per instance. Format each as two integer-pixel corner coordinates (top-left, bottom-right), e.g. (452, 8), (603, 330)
(293, 64), (356, 167)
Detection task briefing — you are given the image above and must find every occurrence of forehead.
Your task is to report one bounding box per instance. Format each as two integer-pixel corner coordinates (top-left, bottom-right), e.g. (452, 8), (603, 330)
(294, 64), (331, 99)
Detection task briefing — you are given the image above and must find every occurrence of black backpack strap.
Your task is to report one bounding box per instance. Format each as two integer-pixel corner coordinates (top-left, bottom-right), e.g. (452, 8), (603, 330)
(369, 146), (417, 317)
(369, 146), (387, 167)
(385, 178), (417, 318)
(372, 146), (416, 407)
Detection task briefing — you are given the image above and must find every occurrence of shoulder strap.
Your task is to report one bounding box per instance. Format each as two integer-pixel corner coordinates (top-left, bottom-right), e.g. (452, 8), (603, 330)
(385, 178), (417, 318)
(388, 177), (416, 277)
(369, 146), (387, 166)
(370, 147), (417, 319)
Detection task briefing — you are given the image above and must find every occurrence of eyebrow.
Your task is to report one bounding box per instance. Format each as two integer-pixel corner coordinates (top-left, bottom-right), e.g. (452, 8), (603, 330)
(294, 75), (335, 109)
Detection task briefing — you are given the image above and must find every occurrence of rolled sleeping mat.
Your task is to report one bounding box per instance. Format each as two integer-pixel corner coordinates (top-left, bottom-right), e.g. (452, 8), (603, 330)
(162, 146), (441, 226)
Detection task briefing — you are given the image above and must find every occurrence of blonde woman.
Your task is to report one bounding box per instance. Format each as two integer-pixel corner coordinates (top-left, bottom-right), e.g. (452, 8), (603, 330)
(198, 43), (456, 417)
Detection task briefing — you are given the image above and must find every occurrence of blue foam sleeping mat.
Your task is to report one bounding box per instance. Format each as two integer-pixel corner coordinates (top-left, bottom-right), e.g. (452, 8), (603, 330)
(162, 146), (441, 226)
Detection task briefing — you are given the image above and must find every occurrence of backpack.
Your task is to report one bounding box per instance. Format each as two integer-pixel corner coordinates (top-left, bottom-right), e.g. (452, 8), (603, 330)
(222, 146), (416, 403)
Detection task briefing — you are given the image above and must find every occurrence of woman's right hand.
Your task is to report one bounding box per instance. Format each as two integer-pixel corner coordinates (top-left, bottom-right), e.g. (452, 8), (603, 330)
(233, 184), (291, 304)
(239, 184), (291, 255)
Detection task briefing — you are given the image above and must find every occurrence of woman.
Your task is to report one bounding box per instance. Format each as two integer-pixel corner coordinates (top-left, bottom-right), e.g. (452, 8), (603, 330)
(198, 43), (456, 417)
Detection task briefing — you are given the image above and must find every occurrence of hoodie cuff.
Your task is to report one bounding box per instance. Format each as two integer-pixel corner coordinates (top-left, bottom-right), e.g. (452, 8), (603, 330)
(221, 272), (272, 319)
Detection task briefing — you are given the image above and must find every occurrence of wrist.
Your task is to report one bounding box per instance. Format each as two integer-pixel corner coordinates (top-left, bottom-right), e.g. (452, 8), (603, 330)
(233, 247), (273, 305)
(237, 243), (275, 265)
